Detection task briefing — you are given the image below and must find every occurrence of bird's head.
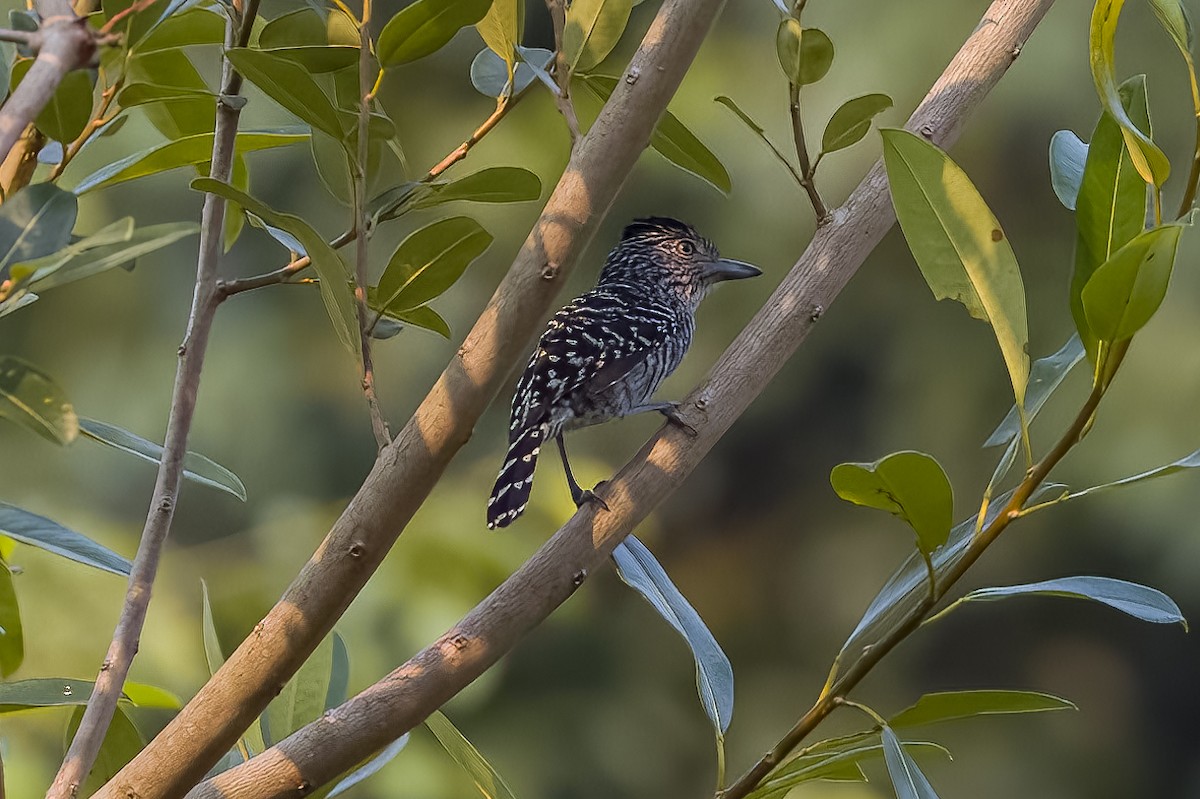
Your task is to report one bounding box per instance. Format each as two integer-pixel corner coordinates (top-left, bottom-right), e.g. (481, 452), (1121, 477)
(600, 217), (761, 308)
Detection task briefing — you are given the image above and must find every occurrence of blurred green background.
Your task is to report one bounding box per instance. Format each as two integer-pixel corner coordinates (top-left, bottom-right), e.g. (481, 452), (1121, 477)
(4, 0), (1200, 796)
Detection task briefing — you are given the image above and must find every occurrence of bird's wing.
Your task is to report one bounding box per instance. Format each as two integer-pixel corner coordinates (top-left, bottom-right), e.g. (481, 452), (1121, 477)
(509, 289), (676, 438)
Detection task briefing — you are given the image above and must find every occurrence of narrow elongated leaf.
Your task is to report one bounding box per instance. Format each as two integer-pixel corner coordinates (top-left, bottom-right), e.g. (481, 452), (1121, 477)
(821, 93), (893, 155)
(78, 417), (246, 501)
(192, 178), (359, 361)
(582, 75), (730, 193)
(890, 690), (1075, 728)
(0, 183), (77, 276)
(226, 49), (344, 138)
(1081, 223), (1183, 343)
(714, 95), (799, 185)
(387, 305), (451, 338)
(752, 741), (950, 799)
(882, 726), (941, 799)
(0, 502), (131, 576)
(327, 632), (349, 710)
(0, 559), (22, 676)
(470, 46), (552, 98)
(475, 0), (524, 76)
(953, 576), (1186, 628)
(264, 633), (334, 746)
(0, 678), (100, 711)
(117, 83), (216, 108)
(377, 0), (494, 68)
(1072, 76), (1150, 361)
(882, 128), (1029, 410)
(327, 735), (411, 797)
(375, 217), (492, 313)
(1049, 130), (1088, 210)
(0, 356), (77, 445)
(1147, 0), (1193, 51)
(258, 46), (361, 73)
(425, 711), (520, 799)
(985, 334), (1085, 449)
(1066, 447), (1200, 501)
(563, 0), (633, 73)
(201, 579), (224, 676)
(72, 130), (308, 194)
(126, 49), (216, 140)
(14, 222), (199, 293)
(612, 535), (734, 734)
(414, 167), (542, 207)
(67, 704), (145, 795)
(831, 451), (953, 554)
(1089, 0), (1170, 185)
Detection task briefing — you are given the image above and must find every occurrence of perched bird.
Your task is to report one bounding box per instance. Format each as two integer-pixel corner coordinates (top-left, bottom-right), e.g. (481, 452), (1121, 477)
(486, 217), (761, 529)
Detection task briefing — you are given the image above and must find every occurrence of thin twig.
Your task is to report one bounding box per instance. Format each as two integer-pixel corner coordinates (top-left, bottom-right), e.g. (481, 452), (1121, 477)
(178, 3), (1054, 795)
(354, 0), (390, 448)
(99, 1), (734, 795)
(423, 95), (514, 181)
(97, 0), (156, 34)
(547, 0), (581, 145)
(46, 4), (261, 797)
(788, 81), (828, 222)
(49, 76), (121, 181)
(0, 28), (41, 47)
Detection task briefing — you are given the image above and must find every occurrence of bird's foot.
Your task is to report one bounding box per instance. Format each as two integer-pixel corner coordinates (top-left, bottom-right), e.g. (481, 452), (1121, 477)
(659, 402), (698, 437)
(572, 483), (610, 512)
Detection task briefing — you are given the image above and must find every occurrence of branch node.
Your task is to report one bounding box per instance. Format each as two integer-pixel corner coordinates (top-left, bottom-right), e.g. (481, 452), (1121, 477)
(809, 304), (823, 322)
(572, 569), (587, 587)
(625, 67), (640, 85)
(541, 262), (559, 280)
(347, 541), (366, 558)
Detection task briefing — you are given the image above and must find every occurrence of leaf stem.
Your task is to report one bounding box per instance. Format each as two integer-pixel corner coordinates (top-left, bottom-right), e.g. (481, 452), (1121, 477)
(788, 78), (828, 221)
(46, 3), (261, 795)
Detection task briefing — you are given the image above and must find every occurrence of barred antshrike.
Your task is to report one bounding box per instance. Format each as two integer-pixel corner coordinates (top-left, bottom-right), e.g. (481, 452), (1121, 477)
(486, 217), (761, 529)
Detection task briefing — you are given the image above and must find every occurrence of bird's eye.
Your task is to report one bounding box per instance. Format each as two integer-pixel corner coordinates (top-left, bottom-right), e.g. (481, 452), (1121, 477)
(676, 240), (696, 256)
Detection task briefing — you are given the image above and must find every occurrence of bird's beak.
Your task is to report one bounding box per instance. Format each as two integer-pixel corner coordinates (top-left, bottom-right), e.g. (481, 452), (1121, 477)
(703, 258), (762, 283)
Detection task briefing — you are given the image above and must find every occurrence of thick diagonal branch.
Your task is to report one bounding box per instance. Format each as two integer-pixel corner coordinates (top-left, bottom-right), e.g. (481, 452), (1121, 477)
(186, 1), (1055, 795)
(98, 1), (731, 796)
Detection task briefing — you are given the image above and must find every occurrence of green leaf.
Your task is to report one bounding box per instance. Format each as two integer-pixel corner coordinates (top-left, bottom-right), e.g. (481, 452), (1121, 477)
(1063, 446), (1200, 500)
(0, 557), (23, 676)
(475, 0), (524, 76)
(415, 166), (542, 207)
(830, 451), (953, 554)
(612, 534), (734, 735)
(13, 222), (199, 293)
(78, 417), (246, 501)
(882, 726), (941, 799)
(951, 576), (1187, 629)
(117, 82), (216, 108)
(1072, 75), (1152, 361)
(0, 501), (131, 576)
(0, 355), (77, 445)
(72, 129), (308, 193)
(11, 60), (94, 144)
(264, 633), (334, 746)
(0, 183), (77, 276)
(225, 154), (249, 251)
(193, 178), (359, 360)
(327, 736), (410, 797)
(102, 0), (163, 49)
(327, 631), (349, 710)
(821, 93), (892, 156)
(752, 740), (951, 799)
(425, 711), (520, 799)
(375, 217), (492, 313)
(582, 75), (730, 193)
(260, 8), (331, 48)
(890, 690), (1075, 728)
(470, 46), (553, 98)
(563, 0), (633, 74)
(226, 48), (344, 138)
(881, 127), (1029, 410)
(201, 579), (224, 676)
(1080, 223), (1183, 343)
(713, 95), (799, 185)
(984, 334), (1085, 449)
(126, 48), (216, 140)
(1089, 0), (1170, 185)
(121, 682), (182, 709)
(259, 46), (361, 74)
(377, 0), (494, 68)
(775, 22), (833, 85)
(387, 305), (451, 339)
(1049, 130), (1088, 211)
(0, 678), (100, 711)
(1147, 0), (1193, 51)
(134, 7), (225, 52)
(67, 704), (145, 795)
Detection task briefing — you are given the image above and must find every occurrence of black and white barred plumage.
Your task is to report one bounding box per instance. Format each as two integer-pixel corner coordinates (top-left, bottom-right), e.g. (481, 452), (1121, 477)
(486, 217), (760, 529)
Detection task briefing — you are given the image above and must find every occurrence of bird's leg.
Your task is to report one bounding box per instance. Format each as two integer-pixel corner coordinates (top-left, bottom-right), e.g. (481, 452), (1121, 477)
(556, 433), (610, 511)
(626, 400), (698, 437)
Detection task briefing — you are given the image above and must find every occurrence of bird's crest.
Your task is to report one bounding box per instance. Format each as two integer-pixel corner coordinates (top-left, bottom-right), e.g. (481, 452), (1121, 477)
(619, 217), (697, 243)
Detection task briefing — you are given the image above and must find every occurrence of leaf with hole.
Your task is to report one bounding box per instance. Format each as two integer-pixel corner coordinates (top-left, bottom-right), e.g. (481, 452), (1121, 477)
(0, 502), (130, 576)
(1089, 0), (1170, 185)
(0, 355), (77, 445)
(821, 93), (892, 156)
(613, 534), (734, 736)
(78, 417), (246, 501)
(377, 0), (494, 68)
(882, 127), (1029, 414)
(830, 451), (953, 555)
(1080, 223), (1182, 343)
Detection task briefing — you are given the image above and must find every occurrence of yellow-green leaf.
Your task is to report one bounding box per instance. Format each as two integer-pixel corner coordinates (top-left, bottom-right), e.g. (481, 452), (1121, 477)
(830, 451), (953, 554)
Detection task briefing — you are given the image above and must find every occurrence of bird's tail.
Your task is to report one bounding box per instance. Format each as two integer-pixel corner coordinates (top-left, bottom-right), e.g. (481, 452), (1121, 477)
(487, 425), (544, 529)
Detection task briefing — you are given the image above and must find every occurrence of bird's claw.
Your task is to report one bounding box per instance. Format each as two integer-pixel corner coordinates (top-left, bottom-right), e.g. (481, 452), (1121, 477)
(660, 403), (698, 437)
(572, 485), (610, 512)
